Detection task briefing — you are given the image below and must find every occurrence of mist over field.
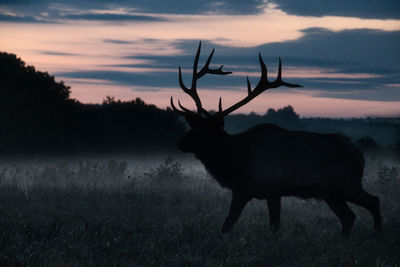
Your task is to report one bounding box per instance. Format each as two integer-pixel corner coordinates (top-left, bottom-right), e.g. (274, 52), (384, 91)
(0, 152), (399, 266)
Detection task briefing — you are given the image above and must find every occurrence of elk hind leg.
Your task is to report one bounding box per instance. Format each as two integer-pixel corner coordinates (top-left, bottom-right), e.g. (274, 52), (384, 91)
(326, 197), (356, 237)
(267, 196), (281, 233)
(221, 193), (250, 233)
(347, 190), (382, 232)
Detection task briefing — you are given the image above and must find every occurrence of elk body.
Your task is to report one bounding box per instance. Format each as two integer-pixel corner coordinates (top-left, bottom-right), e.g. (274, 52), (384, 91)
(171, 42), (382, 236)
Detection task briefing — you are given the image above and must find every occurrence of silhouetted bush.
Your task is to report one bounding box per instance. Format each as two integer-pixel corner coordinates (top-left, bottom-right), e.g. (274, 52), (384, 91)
(357, 136), (379, 151)
(395, 140), (400, 158)
(145, 156), (184, 181)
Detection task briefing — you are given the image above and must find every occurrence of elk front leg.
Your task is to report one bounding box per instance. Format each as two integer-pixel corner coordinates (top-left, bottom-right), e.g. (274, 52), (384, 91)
(267, 196), (281, 233)
(221, 193), (250, 233)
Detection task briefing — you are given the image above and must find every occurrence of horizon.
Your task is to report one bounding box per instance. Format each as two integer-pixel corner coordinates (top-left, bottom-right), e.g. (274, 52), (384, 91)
(1, 0), (399, 118)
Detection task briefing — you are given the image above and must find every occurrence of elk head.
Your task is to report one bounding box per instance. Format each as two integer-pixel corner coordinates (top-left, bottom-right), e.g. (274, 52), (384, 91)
(171, 42), (302, 154)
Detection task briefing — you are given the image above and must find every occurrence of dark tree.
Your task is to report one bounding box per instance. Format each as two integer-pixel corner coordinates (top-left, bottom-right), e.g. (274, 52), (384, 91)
(0, 52), (71, 106)
(0, 52), (72, 152)
(264, 105), (300, 128)
(0, 51), (184, 155)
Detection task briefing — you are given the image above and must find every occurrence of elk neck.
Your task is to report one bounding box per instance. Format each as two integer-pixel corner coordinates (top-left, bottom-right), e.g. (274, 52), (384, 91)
(191, 130), (242, 189)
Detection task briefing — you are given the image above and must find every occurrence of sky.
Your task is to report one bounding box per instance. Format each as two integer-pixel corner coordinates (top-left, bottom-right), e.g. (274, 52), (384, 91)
(0, 0), (399, 117)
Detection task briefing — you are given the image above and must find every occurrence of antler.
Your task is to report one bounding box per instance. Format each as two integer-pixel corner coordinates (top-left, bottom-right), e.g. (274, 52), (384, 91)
(218, 54), (302, 116)
(171, 41), (232, 116)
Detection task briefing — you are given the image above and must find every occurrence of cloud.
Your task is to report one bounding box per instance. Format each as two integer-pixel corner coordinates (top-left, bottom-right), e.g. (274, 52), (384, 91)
(0, 0), (32, 3)
(255, 28), (400, 72)
(39, 51), (79, 56)
(2, 0), (397, 21)
(132, 29), (400, 76)
(55, 70), (176, 87)
(311, 86), (400, 102)
(62, 13), (167, 21)
(107, 0), (265, 15)
(0, 0), (266, 18)
(0, 5), (169, 22)
(102, 39), (133, 44)
(0, 14), (45, 22)
(55, 28), (399, 102)
(267, 0), (400, 19)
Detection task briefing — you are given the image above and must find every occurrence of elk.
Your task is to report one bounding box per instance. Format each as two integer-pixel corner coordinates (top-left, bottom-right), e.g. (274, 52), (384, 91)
(170, 42), (381, 236)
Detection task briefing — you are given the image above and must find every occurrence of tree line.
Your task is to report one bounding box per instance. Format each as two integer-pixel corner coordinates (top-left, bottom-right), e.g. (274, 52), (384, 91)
(0, 52), (185, 155)
(1, 51), (399, 156)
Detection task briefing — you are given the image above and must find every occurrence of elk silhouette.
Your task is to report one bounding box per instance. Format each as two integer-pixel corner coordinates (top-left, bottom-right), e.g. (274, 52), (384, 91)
(171, 42), (382, 236)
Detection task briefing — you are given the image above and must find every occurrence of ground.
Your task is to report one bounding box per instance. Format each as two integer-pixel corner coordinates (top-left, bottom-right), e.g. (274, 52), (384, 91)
(0, 154), (399, 266)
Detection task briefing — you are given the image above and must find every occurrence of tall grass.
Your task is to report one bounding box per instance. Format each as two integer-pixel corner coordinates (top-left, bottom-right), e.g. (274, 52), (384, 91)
(0, 155), (399, 266)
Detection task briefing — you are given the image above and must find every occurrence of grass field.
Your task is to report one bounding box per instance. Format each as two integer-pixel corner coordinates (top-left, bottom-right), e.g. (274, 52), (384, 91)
(0, 154), (399, 266)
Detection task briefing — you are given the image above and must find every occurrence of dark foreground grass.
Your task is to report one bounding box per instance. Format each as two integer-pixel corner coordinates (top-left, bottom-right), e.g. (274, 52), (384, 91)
(0, 156), (399, 266)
